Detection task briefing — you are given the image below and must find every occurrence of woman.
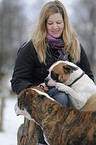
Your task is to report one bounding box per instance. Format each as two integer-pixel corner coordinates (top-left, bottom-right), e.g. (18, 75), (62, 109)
(11, 0), (94, 144)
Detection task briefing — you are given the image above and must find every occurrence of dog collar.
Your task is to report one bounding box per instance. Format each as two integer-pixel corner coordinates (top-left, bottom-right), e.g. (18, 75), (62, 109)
(68, 72), (85, 87)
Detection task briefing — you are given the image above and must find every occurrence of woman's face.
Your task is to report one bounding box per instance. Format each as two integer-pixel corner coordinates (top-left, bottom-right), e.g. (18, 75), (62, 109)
(47, 13), (64, 38)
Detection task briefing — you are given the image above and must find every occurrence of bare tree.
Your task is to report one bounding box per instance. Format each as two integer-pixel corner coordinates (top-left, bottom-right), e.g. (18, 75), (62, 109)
(0, 0), (28, 132)
(71, 0), (96, 79)
(0, 97), (5, 131)
(0, 0), (27, 75)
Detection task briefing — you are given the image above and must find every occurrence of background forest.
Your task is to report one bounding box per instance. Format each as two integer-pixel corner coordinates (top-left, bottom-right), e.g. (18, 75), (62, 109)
(0, 0), (96, 144)
(0, 0), (96, 80)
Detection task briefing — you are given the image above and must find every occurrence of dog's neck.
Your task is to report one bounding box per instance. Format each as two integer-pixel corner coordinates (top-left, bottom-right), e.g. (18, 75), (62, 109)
(30, 89), (59, 126)
(64, 68), (84, 86)
(32, 88), (55, 101)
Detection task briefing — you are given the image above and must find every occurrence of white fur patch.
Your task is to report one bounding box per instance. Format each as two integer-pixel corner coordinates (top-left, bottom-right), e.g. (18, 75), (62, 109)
(31, 88), (55, 101)
(15, 103), (32, 120)
(43, 133), (50, 145)
(15, 102), (40, 126)
(48, 60), (77, 72)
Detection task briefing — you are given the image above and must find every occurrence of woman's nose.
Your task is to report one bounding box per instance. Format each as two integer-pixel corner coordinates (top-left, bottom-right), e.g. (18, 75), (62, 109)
(53, 22), (58, 29)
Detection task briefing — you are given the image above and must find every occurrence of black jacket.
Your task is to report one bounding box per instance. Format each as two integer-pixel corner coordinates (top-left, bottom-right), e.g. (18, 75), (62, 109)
(11, 40), (94, 94)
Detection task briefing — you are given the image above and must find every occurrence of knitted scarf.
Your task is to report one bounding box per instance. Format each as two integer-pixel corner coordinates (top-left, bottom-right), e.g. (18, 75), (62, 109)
(46, 33), (69, 60)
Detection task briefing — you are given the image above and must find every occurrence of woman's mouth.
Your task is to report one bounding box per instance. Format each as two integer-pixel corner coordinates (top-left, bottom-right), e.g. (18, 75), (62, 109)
(52, 30), (60, 34)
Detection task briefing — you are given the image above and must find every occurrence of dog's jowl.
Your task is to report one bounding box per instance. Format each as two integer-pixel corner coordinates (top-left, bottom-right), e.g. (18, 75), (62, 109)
(15, 87), (96, 145)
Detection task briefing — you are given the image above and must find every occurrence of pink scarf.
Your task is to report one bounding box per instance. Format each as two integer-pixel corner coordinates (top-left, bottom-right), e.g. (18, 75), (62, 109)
(46, 34), (68, 60)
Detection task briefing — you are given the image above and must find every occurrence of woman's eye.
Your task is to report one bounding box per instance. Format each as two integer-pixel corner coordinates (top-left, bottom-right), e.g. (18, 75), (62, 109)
(56, 21), (62, 24)
(51, 71), (59, 81)
(48, 23), (53, 25)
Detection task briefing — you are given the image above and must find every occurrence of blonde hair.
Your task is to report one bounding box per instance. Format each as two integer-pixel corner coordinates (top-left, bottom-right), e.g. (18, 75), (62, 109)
(29, 0), (80, 63)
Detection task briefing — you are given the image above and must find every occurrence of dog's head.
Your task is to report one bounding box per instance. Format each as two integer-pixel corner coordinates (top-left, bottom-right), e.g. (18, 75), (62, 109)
(15, 87), (55, 120)
(15, 88), (37, 120)
(45, 61), (78, 87)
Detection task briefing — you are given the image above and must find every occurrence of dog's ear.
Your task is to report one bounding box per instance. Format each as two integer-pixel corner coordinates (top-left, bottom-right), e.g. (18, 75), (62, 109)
(18, 89), (33, 109)
(63, 65), (78, 73)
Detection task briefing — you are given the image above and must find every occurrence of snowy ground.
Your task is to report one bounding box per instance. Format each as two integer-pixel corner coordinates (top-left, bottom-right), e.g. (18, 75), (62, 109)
(0, 98), (24, 145)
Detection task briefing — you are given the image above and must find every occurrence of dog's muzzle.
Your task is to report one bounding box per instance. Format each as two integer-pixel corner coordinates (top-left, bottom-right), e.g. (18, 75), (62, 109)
(44, 77), (56, 87)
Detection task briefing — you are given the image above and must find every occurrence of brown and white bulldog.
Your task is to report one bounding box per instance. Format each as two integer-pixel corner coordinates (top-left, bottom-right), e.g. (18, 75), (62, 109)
(45, 60), (96, 111)
(15, 87), (96, 145)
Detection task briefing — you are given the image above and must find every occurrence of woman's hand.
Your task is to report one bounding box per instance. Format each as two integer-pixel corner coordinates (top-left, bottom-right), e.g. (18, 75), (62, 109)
(37, 83), (49, 91)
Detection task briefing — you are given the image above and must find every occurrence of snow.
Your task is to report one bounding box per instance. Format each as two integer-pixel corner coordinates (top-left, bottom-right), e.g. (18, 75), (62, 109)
(0, 98), (24, 145)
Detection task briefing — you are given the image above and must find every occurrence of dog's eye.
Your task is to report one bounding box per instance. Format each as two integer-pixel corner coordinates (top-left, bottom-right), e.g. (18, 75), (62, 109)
(51, 71), (59, 81)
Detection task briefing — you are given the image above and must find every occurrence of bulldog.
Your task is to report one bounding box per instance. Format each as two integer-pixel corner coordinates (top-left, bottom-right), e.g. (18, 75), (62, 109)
(15, 87), (96, 145)
(45, 60), (96, 111)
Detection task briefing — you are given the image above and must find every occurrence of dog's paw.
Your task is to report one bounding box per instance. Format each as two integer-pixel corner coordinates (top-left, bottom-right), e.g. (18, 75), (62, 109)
(55, 83), (69, 92)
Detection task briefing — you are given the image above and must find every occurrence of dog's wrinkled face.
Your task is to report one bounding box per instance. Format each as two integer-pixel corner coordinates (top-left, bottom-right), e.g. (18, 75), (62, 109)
(15, 89), (34, 120)
(15, 87), (55, 120)
(45, 61), (78, 87)
(15, 103), (32, 120)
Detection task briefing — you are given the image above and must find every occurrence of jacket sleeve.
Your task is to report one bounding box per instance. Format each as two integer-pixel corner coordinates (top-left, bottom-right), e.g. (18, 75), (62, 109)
(10, 41), (38, 94)
(77, 45), (94, 81)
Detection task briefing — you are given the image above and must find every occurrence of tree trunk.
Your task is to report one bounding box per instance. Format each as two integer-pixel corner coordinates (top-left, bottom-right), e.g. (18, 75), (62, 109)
(17, 118), (40, 145)
(0, 97), (5, 131)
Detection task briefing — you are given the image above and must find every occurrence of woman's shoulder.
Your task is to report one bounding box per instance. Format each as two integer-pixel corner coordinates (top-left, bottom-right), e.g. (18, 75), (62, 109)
(16, 40), (38, 62)
(20, 40), (35, 50)
(18, 40), (36, 55)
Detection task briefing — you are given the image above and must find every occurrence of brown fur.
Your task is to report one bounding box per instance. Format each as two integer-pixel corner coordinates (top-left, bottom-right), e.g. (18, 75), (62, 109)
(83, 94), (96, 111)
(52, 63), (70, 82)
(17, 87), (96, 145)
